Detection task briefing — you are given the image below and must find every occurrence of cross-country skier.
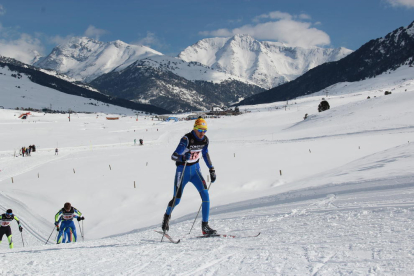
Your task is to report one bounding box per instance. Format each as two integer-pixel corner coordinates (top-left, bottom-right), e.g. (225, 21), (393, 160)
(55, 202), (84, 244)
(0, 209), (23, 249)
(161, 117), (217, 235)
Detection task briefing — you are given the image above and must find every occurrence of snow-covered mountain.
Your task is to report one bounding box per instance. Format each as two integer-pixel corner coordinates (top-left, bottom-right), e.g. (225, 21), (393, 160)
(0, 55), (170, 114)
(91, 55), (264, 112)
(178, 34), (352, 89)
(34, 37), (162, 82)
(239, 20), (414, 106)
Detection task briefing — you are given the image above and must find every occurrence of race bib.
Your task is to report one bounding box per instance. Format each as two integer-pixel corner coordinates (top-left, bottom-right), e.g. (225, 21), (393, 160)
(190, 151), (200, 160)
(63, 214), (74, 220)
(187, 150), (202, 163)
(1, 221), (10, 226)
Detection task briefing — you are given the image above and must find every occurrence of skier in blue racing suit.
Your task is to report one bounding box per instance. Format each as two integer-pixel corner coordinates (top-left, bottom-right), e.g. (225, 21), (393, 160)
(161, 117), (217, 235)
(55, 202), (84, 244)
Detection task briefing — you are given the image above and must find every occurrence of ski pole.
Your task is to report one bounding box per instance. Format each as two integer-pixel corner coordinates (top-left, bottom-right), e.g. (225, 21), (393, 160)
(20, 232), (25, 247)
(188, 180), (213, 235)
(82, 220), (84, 241)
(78, 220), (84, 241)
(45, 226), (56, 245)
(161, 161), (187, 242)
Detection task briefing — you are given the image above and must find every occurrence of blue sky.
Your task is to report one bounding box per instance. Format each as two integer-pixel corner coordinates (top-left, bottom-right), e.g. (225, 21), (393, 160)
(0, 0), (413, 63)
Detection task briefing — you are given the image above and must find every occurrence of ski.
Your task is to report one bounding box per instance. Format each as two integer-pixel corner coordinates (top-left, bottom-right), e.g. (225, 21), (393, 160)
(196, 232), (261, 239)
(154, 230), (181, 244)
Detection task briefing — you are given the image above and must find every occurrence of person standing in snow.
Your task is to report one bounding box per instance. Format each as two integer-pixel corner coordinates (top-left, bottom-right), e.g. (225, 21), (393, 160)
(0, 209), (23, 249)
(55, 202), (84, 244)
(161, 117), (217, 235)
(55, 148), (58, 155)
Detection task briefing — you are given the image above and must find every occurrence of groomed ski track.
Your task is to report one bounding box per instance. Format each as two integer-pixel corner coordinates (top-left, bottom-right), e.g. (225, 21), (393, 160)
(1, 175), (414, 275)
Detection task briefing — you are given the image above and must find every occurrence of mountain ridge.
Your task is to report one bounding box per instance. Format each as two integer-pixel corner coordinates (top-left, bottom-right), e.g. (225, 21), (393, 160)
(34, 37), (162, 82)
(238, 20), (414, 106)
(178, 34), (352, 89)
(0, 55), (170, 114)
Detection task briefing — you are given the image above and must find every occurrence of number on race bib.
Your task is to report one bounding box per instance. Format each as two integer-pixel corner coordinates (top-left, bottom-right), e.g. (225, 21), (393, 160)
(1, 221), (10, 226)
(190, 152), (200, 160)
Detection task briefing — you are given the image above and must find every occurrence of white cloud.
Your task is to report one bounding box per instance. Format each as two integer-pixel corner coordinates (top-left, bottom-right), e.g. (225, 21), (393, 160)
(84, 25), (108, 40)
(386, 0), (414, 8)
(0, 33), (44, 64)
(254, 11), (292, 22)
(0, 5), (5, 16)
(298, 13), (311, 20)
(132, 31), (166, 49)
(200, 12), (330, 48)
(47, 34), (74, 46)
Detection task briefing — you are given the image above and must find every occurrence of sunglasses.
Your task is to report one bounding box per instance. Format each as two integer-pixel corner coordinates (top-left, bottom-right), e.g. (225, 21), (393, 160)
(196, 129), (207, 133)
(6, 213), (12, 216)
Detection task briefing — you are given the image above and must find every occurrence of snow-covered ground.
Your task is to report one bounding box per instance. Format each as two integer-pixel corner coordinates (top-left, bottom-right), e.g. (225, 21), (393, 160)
(0, 66), (140, 114)
(0, 65), (414, 275)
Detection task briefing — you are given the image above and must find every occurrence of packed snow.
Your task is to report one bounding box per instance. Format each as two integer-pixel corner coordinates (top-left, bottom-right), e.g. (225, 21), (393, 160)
(0, 65), (414, 275)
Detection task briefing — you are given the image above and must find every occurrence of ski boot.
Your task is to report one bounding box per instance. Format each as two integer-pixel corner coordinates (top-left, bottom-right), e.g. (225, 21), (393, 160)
(202, 221), (217, 235)
(161, 214), (170, 232)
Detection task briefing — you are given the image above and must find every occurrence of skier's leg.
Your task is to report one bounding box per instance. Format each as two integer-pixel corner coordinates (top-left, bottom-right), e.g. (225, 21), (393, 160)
(7, 235), (13, 249)
(64, 226), (72, 243)
(193, 167), (210, 222)
(72, 227), (77, 242)
(68, 221), (77, 242)
(165, 166), (190, 215)
(0, 227), (4, 243)
(57, 227), (65, 244)
(63, 229), (68, 243)
(5, 226), (13, 249)
(57, 221), (68, 244)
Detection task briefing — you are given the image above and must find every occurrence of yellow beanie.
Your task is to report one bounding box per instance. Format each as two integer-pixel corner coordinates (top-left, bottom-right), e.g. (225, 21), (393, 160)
(194, 118), (207, 131)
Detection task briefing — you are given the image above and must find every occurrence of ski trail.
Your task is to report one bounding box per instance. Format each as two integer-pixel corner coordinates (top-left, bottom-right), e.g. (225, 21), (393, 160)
(180, 253), (235, 276)
(0, 192), (52, 247)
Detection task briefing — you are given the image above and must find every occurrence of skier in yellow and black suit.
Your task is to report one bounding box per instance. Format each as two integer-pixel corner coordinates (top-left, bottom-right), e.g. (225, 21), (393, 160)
(0, 209), (23, 249)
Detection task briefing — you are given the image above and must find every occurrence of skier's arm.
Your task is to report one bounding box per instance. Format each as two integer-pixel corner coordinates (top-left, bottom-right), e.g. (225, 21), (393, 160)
(54, 210), (63, 224)
(74, 208), (82, 217)
(14, 216), (21, 225)
(202, 140), (214, 169)
(171, 136), (189, 162)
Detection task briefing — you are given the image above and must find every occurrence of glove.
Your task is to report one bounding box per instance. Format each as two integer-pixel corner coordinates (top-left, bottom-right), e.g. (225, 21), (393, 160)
(77, 216), (85, 221)
(19, 226), (23, 232)
(182, 152), (191, 162)
(56, 226), (60, 232)
(209, 168), (216, 183)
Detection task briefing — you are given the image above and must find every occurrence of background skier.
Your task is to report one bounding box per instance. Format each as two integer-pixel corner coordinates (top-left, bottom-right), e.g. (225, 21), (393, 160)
(55, 202), (84, 244)
(161, 117), (217, 235)
(0, 209), (23, 249)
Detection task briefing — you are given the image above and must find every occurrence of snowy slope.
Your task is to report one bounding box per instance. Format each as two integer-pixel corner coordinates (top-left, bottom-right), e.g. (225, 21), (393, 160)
(34, 37), (162, 82)
(179, 34), (352, 89)
(0, 66), (143, 114)
(0, 65), (413, 274)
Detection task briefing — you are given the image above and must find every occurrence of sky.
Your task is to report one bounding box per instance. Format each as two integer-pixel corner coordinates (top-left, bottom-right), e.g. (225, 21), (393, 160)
(0, 0), (413, 64)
